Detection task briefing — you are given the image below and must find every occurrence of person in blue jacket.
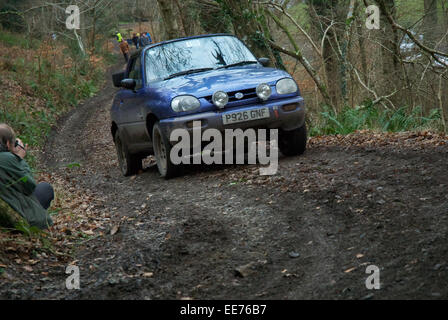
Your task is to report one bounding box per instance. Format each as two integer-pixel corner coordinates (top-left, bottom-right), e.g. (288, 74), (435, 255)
(145, 32), (152, 44)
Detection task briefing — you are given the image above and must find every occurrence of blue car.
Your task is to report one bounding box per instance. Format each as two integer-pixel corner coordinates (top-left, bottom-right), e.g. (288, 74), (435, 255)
(111, 34), (306, 178)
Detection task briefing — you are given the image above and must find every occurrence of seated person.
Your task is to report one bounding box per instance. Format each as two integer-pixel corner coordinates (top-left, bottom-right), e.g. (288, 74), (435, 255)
(0, 123), (54, 229)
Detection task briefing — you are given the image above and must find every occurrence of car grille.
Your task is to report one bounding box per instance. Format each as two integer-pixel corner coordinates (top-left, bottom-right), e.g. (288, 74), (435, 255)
(205, 88), (258, 105)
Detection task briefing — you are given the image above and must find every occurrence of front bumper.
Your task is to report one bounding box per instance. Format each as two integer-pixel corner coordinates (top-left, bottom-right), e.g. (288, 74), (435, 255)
(159, 96), (305, 144)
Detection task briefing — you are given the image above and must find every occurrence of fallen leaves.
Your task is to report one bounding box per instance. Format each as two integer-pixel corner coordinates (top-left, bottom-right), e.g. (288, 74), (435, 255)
(309, 131), (448, 150)
(28, 259), (39, 265)
(110, 225), (120, 235)
(23, 266), (33, 272)
(344, 267), (356, 273)
(82, 230), (95, 236)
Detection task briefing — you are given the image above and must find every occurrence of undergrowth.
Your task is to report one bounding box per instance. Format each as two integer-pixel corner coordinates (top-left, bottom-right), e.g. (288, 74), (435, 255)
(309, 101), (442, 136)
(0, 30), (116, 166)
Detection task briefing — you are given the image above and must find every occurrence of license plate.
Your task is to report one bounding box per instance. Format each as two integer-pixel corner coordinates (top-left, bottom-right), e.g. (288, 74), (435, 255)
(222, 107), (270, 125)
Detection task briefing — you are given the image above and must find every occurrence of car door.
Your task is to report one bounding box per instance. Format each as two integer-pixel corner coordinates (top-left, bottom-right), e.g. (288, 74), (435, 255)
(119, 55), (151, 154)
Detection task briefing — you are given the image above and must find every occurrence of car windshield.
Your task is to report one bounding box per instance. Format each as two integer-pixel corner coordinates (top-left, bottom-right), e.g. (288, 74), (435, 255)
(144, 35), (258, 82)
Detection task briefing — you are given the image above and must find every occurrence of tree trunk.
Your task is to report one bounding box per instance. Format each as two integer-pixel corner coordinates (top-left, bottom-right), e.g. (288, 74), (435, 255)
(376, 0), (400, 77)
(357, 22), (368, 85)
(157, 0), (179, 40)
(443, 0), (448, 51)
(174, 0), (197, 37)
(90, 5), (97, 54)
(423, 0), (438, 47)
(194, 1), (231, 34)
(308, 0), (345, 109)
(217, 0), (274, 60)
(173, 0), (187, 36)
(340, 0), (358, 105)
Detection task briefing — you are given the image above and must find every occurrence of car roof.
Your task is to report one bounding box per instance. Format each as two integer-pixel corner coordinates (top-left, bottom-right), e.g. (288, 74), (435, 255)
(155, 33), (235, 45)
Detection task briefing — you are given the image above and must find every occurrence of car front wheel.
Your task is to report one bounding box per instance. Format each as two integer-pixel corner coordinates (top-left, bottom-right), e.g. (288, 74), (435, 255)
(278, 124), (307, 156)
(114, 132), (142, 176)
(152, 123), (179, 179)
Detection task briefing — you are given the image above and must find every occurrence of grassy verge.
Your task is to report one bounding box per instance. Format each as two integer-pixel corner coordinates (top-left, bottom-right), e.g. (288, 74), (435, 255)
(0, 32), (40, 49)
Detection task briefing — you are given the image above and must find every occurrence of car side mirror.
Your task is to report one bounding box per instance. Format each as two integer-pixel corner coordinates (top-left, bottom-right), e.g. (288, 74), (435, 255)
(112, 71), (126, 87)
(258, 58), (270, 67)
(121, 79), (136, 90)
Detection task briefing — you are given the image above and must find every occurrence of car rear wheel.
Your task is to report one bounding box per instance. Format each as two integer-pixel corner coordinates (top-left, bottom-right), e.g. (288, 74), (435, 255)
(153, 123), (179, 179)
(278, 124), (307, 156)
(114, 132), (142, 176)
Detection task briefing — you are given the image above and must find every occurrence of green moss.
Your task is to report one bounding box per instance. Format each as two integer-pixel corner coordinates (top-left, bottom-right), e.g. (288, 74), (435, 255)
(0, 197), (24, 229)
(396, 0), (445, 27)
(0, 31), (40, 49)
(286, 2), (310, 31)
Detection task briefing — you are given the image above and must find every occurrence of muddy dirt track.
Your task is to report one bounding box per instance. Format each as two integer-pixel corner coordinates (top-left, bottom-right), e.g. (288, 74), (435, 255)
(2, 65), (448, 300)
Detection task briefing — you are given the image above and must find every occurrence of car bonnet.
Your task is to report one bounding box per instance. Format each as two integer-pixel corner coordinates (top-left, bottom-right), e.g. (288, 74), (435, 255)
(147, 65), (292, 98)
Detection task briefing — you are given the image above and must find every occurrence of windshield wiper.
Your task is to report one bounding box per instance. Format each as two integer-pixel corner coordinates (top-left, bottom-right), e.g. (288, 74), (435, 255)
(217, 61), (259, 69)
(164, 68), (214, 80)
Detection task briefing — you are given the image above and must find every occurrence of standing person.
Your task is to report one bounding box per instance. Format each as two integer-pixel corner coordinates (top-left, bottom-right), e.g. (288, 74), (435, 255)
(119, 39), (130, 63)
(116, 31), (123, 43)
(139, 34), (150, 48)
(0, 124), (54, 229)
(132, 33), (139, 49)
(145, 32), (153, 44)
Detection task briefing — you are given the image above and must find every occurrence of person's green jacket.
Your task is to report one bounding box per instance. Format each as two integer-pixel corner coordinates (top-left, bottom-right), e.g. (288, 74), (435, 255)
(0, 150), (53, 229)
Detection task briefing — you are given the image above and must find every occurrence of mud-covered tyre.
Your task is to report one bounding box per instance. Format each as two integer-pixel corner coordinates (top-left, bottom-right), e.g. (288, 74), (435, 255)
(114, 132), (142, 176)
(152, 123), (179, 179)
(279, 124), (307, 156)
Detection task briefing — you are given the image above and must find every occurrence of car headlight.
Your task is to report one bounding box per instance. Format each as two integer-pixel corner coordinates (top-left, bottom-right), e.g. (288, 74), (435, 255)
(212, 91), (229, 109)
(256, 83), (272, 101)
(276, 78), (298, 95)
(171, 95), (201, 112)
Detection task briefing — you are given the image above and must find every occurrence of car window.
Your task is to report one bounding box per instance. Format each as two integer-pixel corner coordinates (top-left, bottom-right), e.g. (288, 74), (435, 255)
(144, 35), (257, 82)
(129, 56), (143, 89)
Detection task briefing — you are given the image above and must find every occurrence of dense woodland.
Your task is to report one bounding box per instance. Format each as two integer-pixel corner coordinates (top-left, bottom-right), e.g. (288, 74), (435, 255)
(1, 0), (447, 138)
(1, 1), (448, 299)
